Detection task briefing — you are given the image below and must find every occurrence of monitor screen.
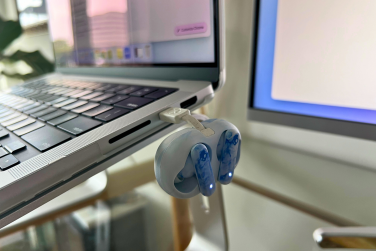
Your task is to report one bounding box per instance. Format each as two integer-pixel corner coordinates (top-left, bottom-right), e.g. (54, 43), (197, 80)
(46, 0), (216, 67)
(251, 0), (376, 126)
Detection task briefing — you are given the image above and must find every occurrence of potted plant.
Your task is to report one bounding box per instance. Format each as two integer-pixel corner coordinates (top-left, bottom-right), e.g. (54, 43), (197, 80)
(0, 16), (54, 81)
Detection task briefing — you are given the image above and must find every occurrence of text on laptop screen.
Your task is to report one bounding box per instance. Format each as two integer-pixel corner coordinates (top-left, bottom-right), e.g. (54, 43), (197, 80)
(46, 0), (216, 67)
(253, 0), (376, 125)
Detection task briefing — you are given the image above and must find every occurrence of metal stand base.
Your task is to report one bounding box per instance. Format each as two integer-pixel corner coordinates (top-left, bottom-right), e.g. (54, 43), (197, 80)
(187, 185), (228, 251)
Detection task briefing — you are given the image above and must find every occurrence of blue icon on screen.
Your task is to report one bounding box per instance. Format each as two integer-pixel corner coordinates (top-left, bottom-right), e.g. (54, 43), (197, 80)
(124, 47), (131, 59)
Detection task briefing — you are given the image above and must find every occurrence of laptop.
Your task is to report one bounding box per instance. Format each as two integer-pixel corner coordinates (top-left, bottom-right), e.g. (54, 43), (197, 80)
(0, 0), (225, 228)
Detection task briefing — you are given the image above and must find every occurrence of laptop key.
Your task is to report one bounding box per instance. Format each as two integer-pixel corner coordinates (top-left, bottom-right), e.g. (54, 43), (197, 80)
(95, 108), (130, 122)
(63, 89), (83, 97)
(101, 95), (128, 105)
(117, 86), (143, 95)
(13, 121), (45, 136)
(105, 85), (129, 93)
(31, 107), (56, 118)
(14, 100), (34, 110)
(39, 110), (67, 122)
(129, 87), (158, 97)
(62, 100), (88, 110)
(58, 116), (102, 136)
(28, 93), (46, 100)
(80, 92), (104, 100)
(1, 114), (28, 127)
(83, 83), (102, 90)
(4, 100), (20, 107)
(71, 103), (100, 113)
(7, 117), (36, 131)
(144, 88), (177, 99)
(0, 110), (15, 119)
(0, 130), (9, 139)
(36, 94), (53, 102)
(53, 98), (77, 108)
(0, 107), (9, 114)
(24, 105), (48, 115)
(8, 99), (29, 107)
(70, 90), (93, 98)
(22, 92), (38, 98)
(0, 155), (20, 170)
(53, 88), (73, 95)
(0, 113), (22, 123)
(23, 91), (41, 98)
(0, 98), (16, 106)
(83, 105), (113, 117)
(21, 102), (41, 112)
(46, 96), (68, 105)
(0, 148), (8, 158)
(41, 95), (60, 103)
(47, 87), (64, 94)
(22, 126), (71, 152)
(47, 113), (78, 126)
(114, 97), (153, 110)
(90, 93), (115, 102)
(4, 141), (26, 153)
(96, 84), (117, 91)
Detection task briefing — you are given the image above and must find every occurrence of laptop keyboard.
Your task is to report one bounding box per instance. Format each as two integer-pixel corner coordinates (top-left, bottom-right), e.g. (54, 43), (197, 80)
(0, 79), (177, 170)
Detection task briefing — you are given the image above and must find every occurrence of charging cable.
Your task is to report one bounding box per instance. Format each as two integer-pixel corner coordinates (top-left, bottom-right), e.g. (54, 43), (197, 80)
(159, 108), (214, 137)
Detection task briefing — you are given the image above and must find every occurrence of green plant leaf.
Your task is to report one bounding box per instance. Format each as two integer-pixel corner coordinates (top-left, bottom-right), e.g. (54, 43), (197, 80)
(1, 50), (54, 78)
(0, 71), (40, 81)
(0, 18), (22, 52)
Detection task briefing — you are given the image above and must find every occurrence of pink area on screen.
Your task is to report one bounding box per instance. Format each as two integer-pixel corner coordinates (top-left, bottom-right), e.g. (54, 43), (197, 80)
(86, 0), (128, 17)
(175, 22), (207, 36)
(46, 0), (74, 46)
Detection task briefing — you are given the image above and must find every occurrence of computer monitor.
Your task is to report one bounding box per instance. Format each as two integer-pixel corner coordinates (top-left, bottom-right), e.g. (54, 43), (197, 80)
(249, 0), (376, 141)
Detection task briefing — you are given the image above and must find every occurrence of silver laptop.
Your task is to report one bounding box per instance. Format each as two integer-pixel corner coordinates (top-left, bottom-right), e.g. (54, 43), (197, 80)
(0, 0), (225, 228)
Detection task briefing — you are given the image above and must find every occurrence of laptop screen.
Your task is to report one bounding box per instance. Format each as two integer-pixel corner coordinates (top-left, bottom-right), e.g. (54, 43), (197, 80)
(46, 0), (216, 68)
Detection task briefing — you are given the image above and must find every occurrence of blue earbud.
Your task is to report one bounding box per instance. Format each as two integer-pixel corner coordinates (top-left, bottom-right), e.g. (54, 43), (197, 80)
(191, 144), (216, 197)
(176, 129), (241, 196)
(217, 130), (241, 185)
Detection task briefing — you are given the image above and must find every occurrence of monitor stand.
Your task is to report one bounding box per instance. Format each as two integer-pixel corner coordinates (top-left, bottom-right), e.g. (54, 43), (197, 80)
(187, 185), (228, 251)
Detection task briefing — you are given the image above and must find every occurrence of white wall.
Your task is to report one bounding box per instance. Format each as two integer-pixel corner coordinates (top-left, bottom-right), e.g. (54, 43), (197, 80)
(0, 0), (18, 21)
(206, 0), (376, 171)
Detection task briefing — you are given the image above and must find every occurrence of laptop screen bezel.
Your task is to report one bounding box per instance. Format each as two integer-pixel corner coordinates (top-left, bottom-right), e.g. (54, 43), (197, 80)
(51, 0), (221, 90)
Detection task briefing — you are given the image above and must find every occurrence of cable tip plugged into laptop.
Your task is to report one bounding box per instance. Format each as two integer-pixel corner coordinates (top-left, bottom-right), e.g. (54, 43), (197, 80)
(159, 108), (214, 137)
(159, 108), (190, 124)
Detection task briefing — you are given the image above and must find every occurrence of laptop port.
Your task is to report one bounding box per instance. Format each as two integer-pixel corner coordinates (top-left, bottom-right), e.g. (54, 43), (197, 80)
(180, 96), (197, 109)
(109, 120), (151, 144)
